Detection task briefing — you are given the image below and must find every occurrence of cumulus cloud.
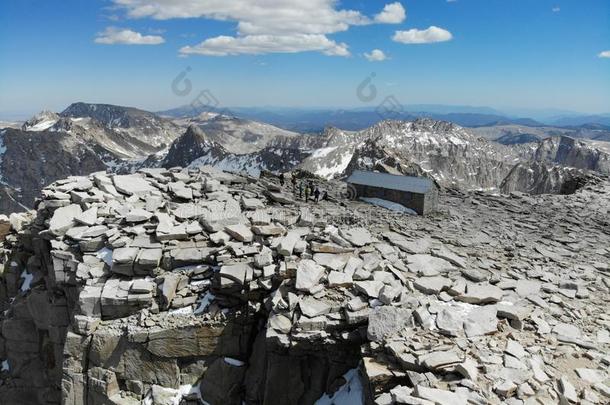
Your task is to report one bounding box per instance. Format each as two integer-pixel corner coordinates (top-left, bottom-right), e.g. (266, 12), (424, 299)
(111, 0), (401, 56)
(364, 49), (388, 62)
(374, 2), (406, 24)
(180, 34), (349, 57)
(94, 27), (165, 45)
(392, 26), (453, 44)
(599, 50), (610, 58)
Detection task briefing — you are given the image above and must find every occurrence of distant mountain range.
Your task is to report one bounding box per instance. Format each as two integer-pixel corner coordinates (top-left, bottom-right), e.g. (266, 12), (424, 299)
(1, 101), (609, 214)
(158, 105), (544, 132)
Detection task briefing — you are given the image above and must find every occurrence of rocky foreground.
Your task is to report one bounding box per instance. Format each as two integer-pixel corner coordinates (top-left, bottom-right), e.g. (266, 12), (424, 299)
(0, 167), (609, 405)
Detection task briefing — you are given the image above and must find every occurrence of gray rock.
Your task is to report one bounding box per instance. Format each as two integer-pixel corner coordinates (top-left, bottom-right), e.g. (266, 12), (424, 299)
(457, 282), (504, 304)
(75, 207), (98, 226)
(419, 350), (464, 370)
(313, 253), (348, 271)
(49, 204), (83, 235)
(463, 305), (498, 337)
(367, 306), (413, 342)
(125, 208), (153, 222)
(225, 223), (254, 243)
(355, 280), (385, 298)
(219, 263), (253, 288)
(407, 255), (455, 276)
(327, 271), (353, 287)
(413, 276), (451, 295)
(413, 385), (467, 405)
(113, 174), (156, 196)
(295, 260), (325, 293)
(299, 297), (331, 318)
(339, 227), (374, 247)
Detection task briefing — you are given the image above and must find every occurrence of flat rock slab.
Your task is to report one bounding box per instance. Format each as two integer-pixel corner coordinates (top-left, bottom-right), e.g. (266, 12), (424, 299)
(125, 209), (153, 223)
(313, 253), (349, 271)
(367, 306), (413, 342)
(299, 297), (331, 318)
(413, 276), (451, 295)
(407, 254), (455, 276)
(463, 305), (498, 337)
(339, 227), (374, 247)
(219, 263), (253, 288)
(457, 283), (504, 304)
(420, 350), (464, 370)
(295, 259), (325, 293)
(224, 224), (254, 243)
(355, 280), (385, 298)
(113, 175), (156, 196)
(49, 204), (82, 236)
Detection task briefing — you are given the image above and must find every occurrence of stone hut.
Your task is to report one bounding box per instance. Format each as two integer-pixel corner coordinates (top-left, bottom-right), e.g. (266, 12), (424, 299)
(347, 170), (439, 215)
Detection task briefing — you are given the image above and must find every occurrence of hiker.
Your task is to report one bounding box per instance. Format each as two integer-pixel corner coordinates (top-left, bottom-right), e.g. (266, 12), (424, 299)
(322, 190), (328, 201)
(291, 175), (297, 193)
(299, 181), (304, 199)
(305, 184), (310, 202)
(314, 187), (320, 203)
(279, 172), (285, 187)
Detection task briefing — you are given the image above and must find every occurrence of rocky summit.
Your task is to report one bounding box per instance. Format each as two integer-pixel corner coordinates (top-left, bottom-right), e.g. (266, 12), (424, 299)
(0, 166), (609, 405)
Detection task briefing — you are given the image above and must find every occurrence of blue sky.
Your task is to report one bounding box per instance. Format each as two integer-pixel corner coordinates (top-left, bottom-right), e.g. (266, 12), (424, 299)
(0, 0), (609, 119)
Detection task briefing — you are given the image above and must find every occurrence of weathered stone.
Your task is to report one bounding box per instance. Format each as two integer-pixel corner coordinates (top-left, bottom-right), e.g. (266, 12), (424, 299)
(354, 280), (384, 298)
(367, 306), (413, 342)
(113, 174), (156, 196)
(339, 227), (374, 247)
(49, 204), (82, 235)
(299, 297), (331, 318)
(407, 254), (454, 276)
(225, 223), (254, 243)
(295, 260), (325, 293)
(147, 325), (225, 358)
(413, 276), (451, 295)
(457, 283), (504, 304)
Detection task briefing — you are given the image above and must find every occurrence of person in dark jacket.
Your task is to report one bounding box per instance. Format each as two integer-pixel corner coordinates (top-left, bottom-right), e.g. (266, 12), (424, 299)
(314, 187), (320, 203)
(299, 181), (304, 199)
(291, 175), (297, 193)
(279, 172), (285, 187)
(305, 184), (310, 202)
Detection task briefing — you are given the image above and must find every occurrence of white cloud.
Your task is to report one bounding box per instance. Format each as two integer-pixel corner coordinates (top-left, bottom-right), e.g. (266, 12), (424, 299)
(180, 34), (349, 57)
(552, 7), (561, 12)
(364, 49), (388, 62)
(94, 27), (165, 45)
(392, 26), (453, 44)
(111, 0), (400, 56)
(599, 50), (610, 58)
(374, 2), (406, 24)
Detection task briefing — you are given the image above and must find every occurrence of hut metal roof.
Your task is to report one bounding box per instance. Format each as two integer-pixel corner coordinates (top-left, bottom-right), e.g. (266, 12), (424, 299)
(347, 170), (435, 194)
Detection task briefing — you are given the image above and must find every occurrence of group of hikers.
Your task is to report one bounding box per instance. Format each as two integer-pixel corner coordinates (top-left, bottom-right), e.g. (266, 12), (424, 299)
(278, 172), (327, 203)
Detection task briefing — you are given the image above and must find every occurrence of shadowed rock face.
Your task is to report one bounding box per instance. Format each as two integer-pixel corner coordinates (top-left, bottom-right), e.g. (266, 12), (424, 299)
(1, 166), (609, 404)
(0, 128), (107, 209)
(500, 161), (602, 195)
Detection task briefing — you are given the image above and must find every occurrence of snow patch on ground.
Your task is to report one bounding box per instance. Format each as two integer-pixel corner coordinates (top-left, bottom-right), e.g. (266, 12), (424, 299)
(27, 118), (58, 131)
(314, 151), (354, 179)
(96, 248), (113, 266)
(311, 146), (338, 159)
(194, 292), (215, 314)
(1, 360), (9, 372)
(20, 270), (33, 292)
(360, 197), (417, 215)
(224, 357), (245, 367)
(314, 367), (364, 405)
